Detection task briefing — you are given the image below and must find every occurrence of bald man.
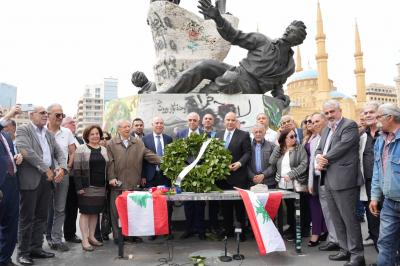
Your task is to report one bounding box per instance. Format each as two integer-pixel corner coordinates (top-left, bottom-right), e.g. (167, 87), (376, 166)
(216, 112), (251, 241)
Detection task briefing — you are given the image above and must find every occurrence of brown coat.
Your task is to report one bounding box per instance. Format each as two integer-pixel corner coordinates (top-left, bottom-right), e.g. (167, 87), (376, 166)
(106, 136), (160, 190)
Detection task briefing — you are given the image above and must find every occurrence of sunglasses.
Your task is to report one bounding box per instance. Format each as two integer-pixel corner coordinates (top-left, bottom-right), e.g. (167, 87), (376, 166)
(101, 136), (111, 141)
(305, 119), (312, 124)
(51, 113), (66, 119)
(287, 134), (297, 140)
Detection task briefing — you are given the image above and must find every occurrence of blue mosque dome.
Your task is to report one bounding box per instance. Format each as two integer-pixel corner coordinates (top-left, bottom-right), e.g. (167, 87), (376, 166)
(290, 69), (318, 81)
(330, 90), (350, 99)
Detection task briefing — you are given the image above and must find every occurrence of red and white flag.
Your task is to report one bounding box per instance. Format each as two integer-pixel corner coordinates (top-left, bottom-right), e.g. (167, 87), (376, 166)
(237, 188), (286, 255)
(115, 191), (169, 236)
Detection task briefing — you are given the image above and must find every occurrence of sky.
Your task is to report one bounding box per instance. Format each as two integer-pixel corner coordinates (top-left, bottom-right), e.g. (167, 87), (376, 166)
(0, 0), (399, 116)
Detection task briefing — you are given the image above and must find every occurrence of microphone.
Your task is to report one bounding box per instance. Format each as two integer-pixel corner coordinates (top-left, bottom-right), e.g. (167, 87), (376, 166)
(233, 228), (244, 260)
(218, 236), (232, 262)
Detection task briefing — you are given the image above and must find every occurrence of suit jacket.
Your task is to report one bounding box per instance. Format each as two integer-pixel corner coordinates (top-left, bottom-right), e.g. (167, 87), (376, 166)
(295, 128), (304, 144)
(142, 133), (173, 182)
(0, 125), (16, 186)
(308, 134), (321, 194)
(247, 140), (276, 186)
(16, 123), (67, 190)
(175, 128), (204, 139)
(315, 118), (363, 191)
(216, 129), (251, 188)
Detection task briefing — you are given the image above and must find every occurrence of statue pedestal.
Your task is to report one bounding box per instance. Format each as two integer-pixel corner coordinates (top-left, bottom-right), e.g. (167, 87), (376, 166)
(104, 94), (287, 136)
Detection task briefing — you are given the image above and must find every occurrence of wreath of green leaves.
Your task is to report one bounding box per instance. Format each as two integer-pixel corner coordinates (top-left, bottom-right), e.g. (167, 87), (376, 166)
(161, 133), (232, 193)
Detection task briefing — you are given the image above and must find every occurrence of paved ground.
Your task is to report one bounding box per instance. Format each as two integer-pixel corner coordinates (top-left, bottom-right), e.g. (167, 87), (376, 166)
(12, 222), (377, 266)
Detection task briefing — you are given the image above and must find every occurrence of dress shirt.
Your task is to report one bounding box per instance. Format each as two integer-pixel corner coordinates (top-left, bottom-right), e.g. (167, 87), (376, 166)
(153, 132), (165, 155)
(187, 128), (200, 137)
(31, 122), (52, 168)
(255, 143), (262, 173)
(223, 129), (235, 147)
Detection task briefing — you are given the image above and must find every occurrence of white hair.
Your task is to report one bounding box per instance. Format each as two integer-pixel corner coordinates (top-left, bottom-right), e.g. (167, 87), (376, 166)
(323, 99), (340, 110)
(378, 103), (400, 123)
(47, 103), (63, 112)
(363, 101), (380, 111)
(116, 119), (131, 128)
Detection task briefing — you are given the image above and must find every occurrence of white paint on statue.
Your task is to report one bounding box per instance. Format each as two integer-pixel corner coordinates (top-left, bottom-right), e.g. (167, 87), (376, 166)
(147, 1), (239, 91)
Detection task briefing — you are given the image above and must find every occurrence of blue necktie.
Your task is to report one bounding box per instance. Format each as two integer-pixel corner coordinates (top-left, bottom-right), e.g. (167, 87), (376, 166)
(224, 132), (231, 149)
(255, 143), (262, 173)
(156, 135), (163, 156)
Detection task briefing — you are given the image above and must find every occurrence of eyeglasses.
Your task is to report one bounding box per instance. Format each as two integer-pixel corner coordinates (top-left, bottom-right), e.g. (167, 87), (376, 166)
(51, 113), (65, 119)
(287, 134), (297, 140)
(305, 119), (312, 124)
(34, 111), (48, 116)
(376, 114), (390, 120)
(101, 136), (111, 141)
(280, 120), (291, 126)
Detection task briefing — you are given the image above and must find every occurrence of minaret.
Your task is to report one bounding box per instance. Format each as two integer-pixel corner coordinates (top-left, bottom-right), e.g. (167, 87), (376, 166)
(354, 21), (366, 109)
(295, 46), (303, 72)
(315, 1), (331, 107)
(395, 62), (400, 106)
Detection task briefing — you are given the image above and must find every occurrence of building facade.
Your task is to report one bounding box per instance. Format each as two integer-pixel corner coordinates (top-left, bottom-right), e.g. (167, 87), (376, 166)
(366, 83), (397, 105)
(0, 83), (17, 108)
(103, 77), (118, 106)
(76, 86), (104, 136)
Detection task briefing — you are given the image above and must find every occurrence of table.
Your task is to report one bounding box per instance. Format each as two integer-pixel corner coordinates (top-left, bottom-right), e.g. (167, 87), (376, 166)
(117, 189), (302, 257)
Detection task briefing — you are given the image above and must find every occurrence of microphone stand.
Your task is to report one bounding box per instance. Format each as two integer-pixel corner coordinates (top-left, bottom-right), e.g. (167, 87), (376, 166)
(232, 229), (244, 260)
(219, 236), (232, 262)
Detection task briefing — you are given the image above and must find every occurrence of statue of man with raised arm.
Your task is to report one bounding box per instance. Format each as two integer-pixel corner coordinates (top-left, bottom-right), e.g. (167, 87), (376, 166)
(163, 0), (307, 107)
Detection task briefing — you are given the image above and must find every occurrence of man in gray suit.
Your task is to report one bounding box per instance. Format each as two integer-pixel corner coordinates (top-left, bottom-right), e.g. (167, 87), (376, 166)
(316, 100), (365, 266)
(16, 106), (67, 266)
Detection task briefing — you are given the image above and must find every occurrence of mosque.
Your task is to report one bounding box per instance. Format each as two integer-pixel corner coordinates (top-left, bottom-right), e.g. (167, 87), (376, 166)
(286, 2), (366, 122)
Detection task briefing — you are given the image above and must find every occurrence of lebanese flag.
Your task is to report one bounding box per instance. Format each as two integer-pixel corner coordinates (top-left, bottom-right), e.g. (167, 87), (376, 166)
(237, 188), (286, 255)
(115, 191), (169, 236)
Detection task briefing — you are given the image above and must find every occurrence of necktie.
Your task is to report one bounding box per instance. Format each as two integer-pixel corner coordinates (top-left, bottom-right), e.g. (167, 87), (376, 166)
(255, 143), (262, 173)
(0, 135), (14, 175)
(156, 135), (163, 156)
(224, 132), (231, 149)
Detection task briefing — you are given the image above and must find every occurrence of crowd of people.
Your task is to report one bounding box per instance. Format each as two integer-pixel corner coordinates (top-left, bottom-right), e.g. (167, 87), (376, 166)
(0, 99), (399, 266)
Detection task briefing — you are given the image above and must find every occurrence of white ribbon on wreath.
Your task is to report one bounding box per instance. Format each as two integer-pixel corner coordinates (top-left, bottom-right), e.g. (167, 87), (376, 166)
(174, 138), (212, 187)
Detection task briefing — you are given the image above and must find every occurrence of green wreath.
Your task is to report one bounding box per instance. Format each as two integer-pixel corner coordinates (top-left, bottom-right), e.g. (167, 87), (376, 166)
(161, 133), (232, 193)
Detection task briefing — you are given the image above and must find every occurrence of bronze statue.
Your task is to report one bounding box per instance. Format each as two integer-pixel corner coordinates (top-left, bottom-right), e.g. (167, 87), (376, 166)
(163, 0), (306, 106)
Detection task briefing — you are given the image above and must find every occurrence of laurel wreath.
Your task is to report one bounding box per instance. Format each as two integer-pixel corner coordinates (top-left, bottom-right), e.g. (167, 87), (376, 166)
(160, 133), (232, 193)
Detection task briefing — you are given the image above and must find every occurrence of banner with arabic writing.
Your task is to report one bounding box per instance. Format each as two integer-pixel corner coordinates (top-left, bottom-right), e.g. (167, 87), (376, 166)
(103, 94), (287, 136)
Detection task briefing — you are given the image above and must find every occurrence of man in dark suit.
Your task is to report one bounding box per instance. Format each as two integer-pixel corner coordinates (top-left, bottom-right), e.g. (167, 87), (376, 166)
(176, 112), (206, 240)
(0, 106), (23, 266)
(15, 106), (67, 266)
(142, 116), (173, 240)
(316, 100), (365, 266)
(62, 117), (85, 243)
(216, 112), (251, 241)
(248, 123), (277, 188)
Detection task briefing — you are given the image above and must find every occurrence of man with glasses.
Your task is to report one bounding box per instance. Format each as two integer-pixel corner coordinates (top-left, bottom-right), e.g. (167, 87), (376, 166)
(315, 100), (365, 266)
(16, 106), (67, 265)
(44, 104), (76, 252)
(370, 103), (400, 266)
